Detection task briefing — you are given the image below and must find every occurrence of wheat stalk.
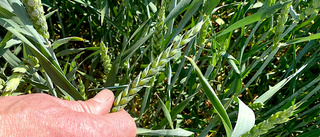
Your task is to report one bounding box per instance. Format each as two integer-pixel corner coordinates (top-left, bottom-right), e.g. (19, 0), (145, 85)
(111, 21), (204, 112)
(22, 0), (50, 40)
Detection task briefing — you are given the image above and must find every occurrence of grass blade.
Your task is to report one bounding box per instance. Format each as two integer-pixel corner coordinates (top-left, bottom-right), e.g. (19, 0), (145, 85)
(157, 94), (174, 129)
(137, 128), (193, 136)
(51, 37), (84, 50)
(254, 63), (307, 104)
(186, 56), (232, 137)
(217, 1), (291, 37)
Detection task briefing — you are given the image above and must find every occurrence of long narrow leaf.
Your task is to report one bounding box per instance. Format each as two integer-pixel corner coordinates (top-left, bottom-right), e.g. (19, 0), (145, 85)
(0, 18), (83, 100)
(254, 64), (307, 104)
(186, 56), (232, 137)
(137, 128), (193, 136)
(157, 95), (174, 129)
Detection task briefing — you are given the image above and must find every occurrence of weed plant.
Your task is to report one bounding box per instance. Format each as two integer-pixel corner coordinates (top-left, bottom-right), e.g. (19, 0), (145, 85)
(0, 0), (320, 136)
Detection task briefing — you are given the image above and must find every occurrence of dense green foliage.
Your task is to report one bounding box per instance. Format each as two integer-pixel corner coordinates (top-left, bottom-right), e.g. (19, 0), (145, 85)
(0, 0), (320, 136)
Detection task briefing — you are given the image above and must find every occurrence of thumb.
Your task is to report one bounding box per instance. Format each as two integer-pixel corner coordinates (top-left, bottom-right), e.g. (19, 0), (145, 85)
(60, 89), (114, 115)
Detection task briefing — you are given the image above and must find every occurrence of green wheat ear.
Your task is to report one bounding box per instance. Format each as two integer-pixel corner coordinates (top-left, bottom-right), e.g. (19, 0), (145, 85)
(22, 0), (50, 40)
(241, 104), (299, 137)
(300, 0), (320, 19)
(100, 42), (112, 75)
(4, 65), (29, 94)
(151, 5), (166, 58)
(273, 1), (291, 48)
(111, 21), (204, 112)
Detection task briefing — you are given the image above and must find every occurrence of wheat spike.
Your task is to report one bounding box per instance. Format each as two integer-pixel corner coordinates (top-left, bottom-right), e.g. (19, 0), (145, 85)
(100, 42), (112, 75)
(111, 21), (204, 112)
(4, 65), (29, 93)
(301, 0), (320, 19)
(151, 6), (166, 54)
(22, 0), (50, 39)
(273, 1), (291, 47)
(241, 104), (298, 137)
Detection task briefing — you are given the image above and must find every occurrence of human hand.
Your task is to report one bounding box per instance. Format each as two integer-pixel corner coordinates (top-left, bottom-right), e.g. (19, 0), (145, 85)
(0, 89), (136, 137)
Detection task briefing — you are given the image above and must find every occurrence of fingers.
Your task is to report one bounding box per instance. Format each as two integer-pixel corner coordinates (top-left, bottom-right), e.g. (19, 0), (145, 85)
(60, 89), (114, 115)
(101, 110), (137, 137)
(60, 90), (136, 136)
(54, 109), (136, 137)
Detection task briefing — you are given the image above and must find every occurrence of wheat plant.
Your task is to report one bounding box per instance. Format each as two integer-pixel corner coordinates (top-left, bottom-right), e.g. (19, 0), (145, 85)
(112, 21), (204, 112)
(22, 0), (49, 40)
(1, 0), (320, 136)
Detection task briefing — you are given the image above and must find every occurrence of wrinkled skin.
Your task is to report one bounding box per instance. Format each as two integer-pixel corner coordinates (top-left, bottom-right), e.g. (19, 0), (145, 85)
(0, 89), (136, 137)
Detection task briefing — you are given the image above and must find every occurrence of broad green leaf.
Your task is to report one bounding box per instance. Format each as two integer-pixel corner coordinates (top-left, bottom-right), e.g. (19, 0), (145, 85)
(231, 98), (255, 137)
(0, 3), (16, 18)
(148, 2), (157, 13)
(104, 55), (121, 87)
(164, 0), (202, 46)
(203, 0), (220, 15)
(199, 120), (216, 137)
(254, 64), (307, 104)
(77, 70), (99, 84)
(164, 0), (191, 23)
(222, 52), (240, 74)
(155, 91), (198, 129)
(263, 75), (320, 117)
(217, 10), (263, 36)
(240, 46), (278, 95)
(300, 83), (320, 103)
(284, 33), (320, 46)
(217, 1), (291, 37)
(57, 48), (86, 57)
(45, 9), (57, 19)
(120, 19), (150, 63)
(3, 50), (20, 67)
(297, 129), (320, 137)
(88, 85), (128, 91)
(66, 50), (99, 80)
(137, 128), (193, 136)
(51, 37), (84, 50)
(157, 95), (174, 129)
(186, 56), (232, 137)
(0, 32), (13, 57)
(121, 32), (153, 63)
(100, 1), (107, 25)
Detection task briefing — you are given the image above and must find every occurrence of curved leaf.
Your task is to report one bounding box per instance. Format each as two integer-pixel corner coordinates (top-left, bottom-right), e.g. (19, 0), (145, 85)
(231, 98), (255, 137)
(187, 56), (232, 137)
